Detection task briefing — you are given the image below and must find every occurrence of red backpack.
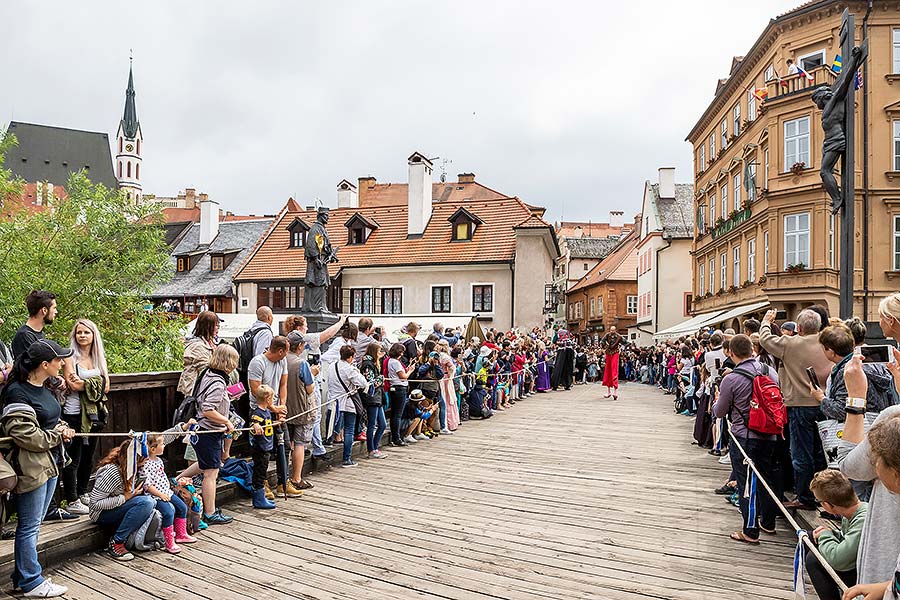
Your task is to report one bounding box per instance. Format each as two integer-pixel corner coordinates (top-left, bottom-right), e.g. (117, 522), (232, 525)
(733, 364), (787, 436)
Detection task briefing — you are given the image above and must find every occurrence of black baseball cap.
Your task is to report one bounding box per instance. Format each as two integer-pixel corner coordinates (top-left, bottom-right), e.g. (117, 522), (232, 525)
(27, 339), (74, 362)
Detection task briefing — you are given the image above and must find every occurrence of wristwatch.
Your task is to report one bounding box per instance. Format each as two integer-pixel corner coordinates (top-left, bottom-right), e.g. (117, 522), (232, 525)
(845, 396), (867, 415)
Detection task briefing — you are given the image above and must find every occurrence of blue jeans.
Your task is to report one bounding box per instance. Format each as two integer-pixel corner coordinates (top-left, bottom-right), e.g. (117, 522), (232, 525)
(332, 410), (344, 444)
(13, 476), (57, 593)
(788, 406), (826, 505)
(95, 495), (155, 543)
(310, 416), (326, 457)
(366, 405), (386, 452)
(437, 392), (447, 429)
(155, 494), (188, 528)
(341, 410), (357, 463)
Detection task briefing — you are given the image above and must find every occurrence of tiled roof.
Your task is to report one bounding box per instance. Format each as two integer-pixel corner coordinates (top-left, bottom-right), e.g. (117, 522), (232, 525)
(514, 213), (552, 229)
(161, 207), (273, 225)
(568, 230), (639, 293)
(565, 236), (623, 260)
(153, 218), (272, 298)
(357, 180), (508, 207)
(5, 121), (118, 189)
(649, 183), (695, 239)
(556, 221), (631, 239)
(234, 197), (553, 282)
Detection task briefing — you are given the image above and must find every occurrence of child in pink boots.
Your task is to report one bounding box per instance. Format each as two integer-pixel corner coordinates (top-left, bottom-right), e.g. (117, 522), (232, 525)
(139, 422), (199, 553)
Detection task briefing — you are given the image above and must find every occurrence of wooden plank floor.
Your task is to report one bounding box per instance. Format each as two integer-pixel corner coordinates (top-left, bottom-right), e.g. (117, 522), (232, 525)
(16, 383), (807, 599)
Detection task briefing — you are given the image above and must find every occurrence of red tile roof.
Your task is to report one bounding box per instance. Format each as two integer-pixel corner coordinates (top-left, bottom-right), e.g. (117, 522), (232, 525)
(234, 196), (554, 282)
(357, 180), (510, 207)
(556, 221), (631, 239)
(161, 207), (273, 224)
(567, 229), (639, 293)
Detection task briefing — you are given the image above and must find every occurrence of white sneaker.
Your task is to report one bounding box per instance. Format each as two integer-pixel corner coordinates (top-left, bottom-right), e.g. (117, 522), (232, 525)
(440, 428), (454, 435)
(414, 433), (428, 441)
(79, 493), (89, 506)
(403, 435), (418, 444)
(66, 499), (90, 515)
(24, 579), (68, 598)
(718, 455), (731, 464)
(370, 450), (387, 459)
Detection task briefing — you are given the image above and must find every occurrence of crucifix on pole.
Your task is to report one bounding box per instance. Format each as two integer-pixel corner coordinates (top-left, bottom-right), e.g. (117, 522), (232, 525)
(813, 8), (867, 319)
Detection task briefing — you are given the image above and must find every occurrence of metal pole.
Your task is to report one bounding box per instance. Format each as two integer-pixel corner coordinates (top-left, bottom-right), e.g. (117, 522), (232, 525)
(839, 10), (855, 320)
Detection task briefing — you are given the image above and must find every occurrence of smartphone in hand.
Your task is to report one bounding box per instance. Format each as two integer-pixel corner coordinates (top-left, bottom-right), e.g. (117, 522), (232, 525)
(805, 366), (821, 390)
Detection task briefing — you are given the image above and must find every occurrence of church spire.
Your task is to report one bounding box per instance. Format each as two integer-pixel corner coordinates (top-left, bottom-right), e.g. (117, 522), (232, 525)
(120, 59), (139, 139)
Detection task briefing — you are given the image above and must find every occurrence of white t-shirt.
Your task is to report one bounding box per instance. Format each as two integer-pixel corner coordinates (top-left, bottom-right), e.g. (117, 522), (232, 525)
(63, 365), (101, 415)
(247, 354), (287, 409)
(387, 358), (407, 387)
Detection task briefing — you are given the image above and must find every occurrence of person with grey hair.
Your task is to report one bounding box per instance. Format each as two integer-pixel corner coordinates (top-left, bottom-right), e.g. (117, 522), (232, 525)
(760, 308), (832, 510)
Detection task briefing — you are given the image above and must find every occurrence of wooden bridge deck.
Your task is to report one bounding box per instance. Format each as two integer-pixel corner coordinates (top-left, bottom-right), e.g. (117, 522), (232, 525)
(21, 383), (804, 599)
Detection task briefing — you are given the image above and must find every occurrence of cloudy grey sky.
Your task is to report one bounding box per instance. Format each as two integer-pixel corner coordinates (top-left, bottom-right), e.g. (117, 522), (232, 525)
(1, 1), (801, 223)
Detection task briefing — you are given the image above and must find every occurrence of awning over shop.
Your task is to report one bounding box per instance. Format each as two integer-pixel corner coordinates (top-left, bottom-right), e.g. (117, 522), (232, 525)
(704, 300), (770, 330)
(653, 309), (729, 342)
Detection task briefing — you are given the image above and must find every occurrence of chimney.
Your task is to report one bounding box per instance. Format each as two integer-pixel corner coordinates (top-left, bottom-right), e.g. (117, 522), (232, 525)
(184, 188), (197, 209)
(407, 152), (433, 236)
(658, 167), (676, 199)
(609, 211), (625, 228)
(336, 179), (359, 208)
(357, 176), (376, 206)
(199, 195), (220, 246)
(458, 172), (476, 184)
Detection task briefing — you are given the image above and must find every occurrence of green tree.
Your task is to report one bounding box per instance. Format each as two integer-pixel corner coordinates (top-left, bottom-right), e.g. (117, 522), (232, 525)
(0, 134), (184, 372)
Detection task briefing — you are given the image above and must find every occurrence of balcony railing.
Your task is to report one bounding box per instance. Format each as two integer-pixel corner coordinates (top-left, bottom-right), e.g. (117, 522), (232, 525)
(764, 65), (837, 103)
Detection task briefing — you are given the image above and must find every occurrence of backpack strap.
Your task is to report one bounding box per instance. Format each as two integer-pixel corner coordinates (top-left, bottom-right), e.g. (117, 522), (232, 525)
(732, 367), (757, 382)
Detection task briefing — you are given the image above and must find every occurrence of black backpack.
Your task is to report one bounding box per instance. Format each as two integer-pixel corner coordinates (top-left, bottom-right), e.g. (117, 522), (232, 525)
(233, 326), (267, 373)
(172, 369), (220, 427)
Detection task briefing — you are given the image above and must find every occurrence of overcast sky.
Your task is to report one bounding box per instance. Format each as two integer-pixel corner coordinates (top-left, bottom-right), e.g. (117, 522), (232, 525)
(1, 1), (801, 223)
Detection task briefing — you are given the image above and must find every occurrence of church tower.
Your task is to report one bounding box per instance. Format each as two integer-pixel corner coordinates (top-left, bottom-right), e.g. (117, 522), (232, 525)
(115, 60), (142, 202)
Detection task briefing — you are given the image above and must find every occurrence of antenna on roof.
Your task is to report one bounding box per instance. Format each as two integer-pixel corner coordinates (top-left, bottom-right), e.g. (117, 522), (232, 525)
(437, 157), (452, 183)
(313, 196), (323, 209)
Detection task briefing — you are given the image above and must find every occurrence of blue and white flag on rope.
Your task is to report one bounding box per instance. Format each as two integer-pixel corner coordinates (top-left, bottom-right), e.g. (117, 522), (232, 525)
(793, 530), (809, 599)
(854, 68), (863, 90)
(745, 470), (758, 530)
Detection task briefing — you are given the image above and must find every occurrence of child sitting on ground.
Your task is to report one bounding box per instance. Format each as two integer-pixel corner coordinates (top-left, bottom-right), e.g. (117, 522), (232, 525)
(807, 469), (868, 600)
(249, 384), (282, 509)
(139, 420), (200, 553)
(402, 389), (436, 443)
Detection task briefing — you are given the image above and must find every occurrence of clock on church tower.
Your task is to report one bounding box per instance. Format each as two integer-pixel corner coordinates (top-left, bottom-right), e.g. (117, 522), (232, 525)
(115, 60), (143, 202)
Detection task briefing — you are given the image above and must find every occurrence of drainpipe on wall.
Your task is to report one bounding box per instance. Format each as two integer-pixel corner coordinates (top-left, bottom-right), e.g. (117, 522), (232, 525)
(862, 0), (873, 319)
(509, 261), (515, 329)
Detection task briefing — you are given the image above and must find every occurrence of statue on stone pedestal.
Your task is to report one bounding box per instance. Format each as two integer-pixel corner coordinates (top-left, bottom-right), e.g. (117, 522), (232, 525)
(301, 207), (339, 313)
(812, 45), (864, 214)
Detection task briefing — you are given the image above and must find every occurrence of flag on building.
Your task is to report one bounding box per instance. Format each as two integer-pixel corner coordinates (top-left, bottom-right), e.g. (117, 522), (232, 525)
(753, 87), (769, 101)
(854, 68), (863, 90)
(797, 65), (814, 81)
(831, 54), (842, 73)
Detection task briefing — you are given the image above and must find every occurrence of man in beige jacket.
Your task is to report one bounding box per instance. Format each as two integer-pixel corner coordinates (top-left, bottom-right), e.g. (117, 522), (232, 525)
(759, 308), (832, 510)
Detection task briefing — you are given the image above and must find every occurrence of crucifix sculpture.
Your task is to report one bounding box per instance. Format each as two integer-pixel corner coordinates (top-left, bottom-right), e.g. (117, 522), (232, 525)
(812, 8), (867, 319)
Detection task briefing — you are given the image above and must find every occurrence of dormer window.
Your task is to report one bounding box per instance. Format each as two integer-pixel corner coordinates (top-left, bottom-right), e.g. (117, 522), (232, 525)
(210, 255), (224, 271)
(177, 257), (186, 272)
(344, 213), (379, 246)
(286, 217), (310, 248)
(448, 207), (484, 242)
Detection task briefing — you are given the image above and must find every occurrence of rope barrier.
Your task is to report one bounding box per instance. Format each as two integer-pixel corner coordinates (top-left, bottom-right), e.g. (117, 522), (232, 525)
(726, 422), (849, 596)
(0, 358), (551, 443)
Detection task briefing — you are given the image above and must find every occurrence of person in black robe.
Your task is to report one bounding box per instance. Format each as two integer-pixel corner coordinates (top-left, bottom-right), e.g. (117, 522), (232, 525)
(550, 332), (575, 391)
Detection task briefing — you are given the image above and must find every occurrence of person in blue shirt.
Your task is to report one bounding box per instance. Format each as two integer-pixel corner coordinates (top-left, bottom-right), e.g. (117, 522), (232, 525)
(249, 385), (281, 509)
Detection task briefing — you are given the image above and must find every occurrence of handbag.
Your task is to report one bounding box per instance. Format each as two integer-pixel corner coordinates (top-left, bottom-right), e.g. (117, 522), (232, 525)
(335, 363), (366, 420)
(817, 413), (878, 468)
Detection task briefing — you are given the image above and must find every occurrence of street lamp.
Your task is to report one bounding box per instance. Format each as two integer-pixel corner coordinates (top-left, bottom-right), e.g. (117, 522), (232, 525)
(543, 283), (561, 314)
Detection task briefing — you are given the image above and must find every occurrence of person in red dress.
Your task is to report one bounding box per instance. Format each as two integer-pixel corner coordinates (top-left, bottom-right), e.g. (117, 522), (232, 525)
(601, 326), (622, 400)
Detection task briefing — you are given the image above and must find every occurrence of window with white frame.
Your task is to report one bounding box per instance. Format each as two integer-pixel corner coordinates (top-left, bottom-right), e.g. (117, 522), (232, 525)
(748, 163), (757, 201)
(734, 173), (741, 209)
(784, 213), (810, 268)
(432, 286), (451, 313)
(710, 194), (716, 224)
(829, 213), (836, 269)
(709, 257), (715, 292)
(765, 64), (775, 82)
(721, 119), (728, 149)
(709, 132), (716, 160)
(382, 288), (402, 314)
(698, 204), (707, 232)
(626, 295), (638, 315)
(784, 117), (810, 170)
(720, 252), (727, 290)
(894, 120), (900, 170)
(748, 238), (756, 282)
(733, 103), (741, 136)
(589, 297), (595, 318)
(699, 146), (705, 171)
(733, 245), (741, 287)
(894, 29), (900, 74)
(699, 263), (706, 295)
(764, 148), (769, 186)
(895, 216), (900, 270)
(721, 185), (728, 218)
(764, 230), (769, 273)
(799, 49), (826, 71)
(597, 295), (603, 315)
(747, 89), (756, 121)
